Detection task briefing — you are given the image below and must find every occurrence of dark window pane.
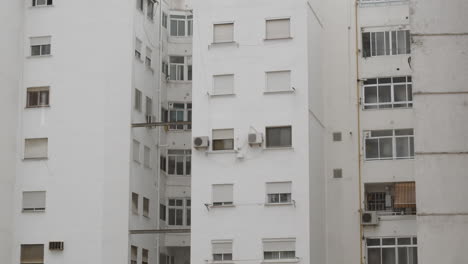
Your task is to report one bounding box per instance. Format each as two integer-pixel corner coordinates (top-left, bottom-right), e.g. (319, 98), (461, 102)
(379, 138), (393, 158)
(213, 254), (223, 261)
(367, 238), (381, 246)
(168, 156), (175, 174)
(364, 78), (377, 85)
(378, 85), (391, 103)
(224, 254), (232, 261)
(170, 20), (178, 36)
(365, 139), (379, 159)
(368, 248), (381, 264)
(397, 30), (406, 54)
(362, 32), (371, 57)
(398, 238), (412, 245)
(382, 248), (396, 264)
(396, 137), (410, 158)
(31, 46), (41, 56)
(41, 44), (51, 55)
(364, 86), (378, 104)
(168, 208), (175, 225)
(394, 84), (407, 102)
(385, 31), (390, 55)
(176, 209), (183, 225)
(398, 247), (408, 264)
(383, 238), (396, 245)
(392, 31), (397, 54)
(376, 32), (385, 56)
(27, 92), (39, 107)
(406, 30), (411, 54)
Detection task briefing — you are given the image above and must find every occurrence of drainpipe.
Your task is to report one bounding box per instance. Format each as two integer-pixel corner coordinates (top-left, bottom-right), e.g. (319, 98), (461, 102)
(354, 1), (364, 264)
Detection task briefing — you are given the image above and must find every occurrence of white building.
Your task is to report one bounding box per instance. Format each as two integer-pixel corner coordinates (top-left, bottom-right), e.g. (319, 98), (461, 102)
(191, 0), (324, 263)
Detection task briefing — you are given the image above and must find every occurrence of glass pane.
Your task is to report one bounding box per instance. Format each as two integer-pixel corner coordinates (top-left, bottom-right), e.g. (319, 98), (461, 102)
(176, 156), (184, 175)
(41, 44), (51, 55)
(398, 247), (408, 264)
(371, 32), (376, 56)
(366, 139), (379, 159)
(372, 130), (393, 137)
(368, 248), (381, 264)
(28, 92), (38, 107)
(406, 30), (411, 54)
(268, 194), (279, 203)
(280, 193), (291, 203)
(168, 156), (175, 174)
(383, 238), (396, 245)
(365, 86), (378, 104)
(376, 32), (385, 56)
(213, 254), (222, 261)
(186, 156), (191, 175)
(281, 251), (295, 259)
(385, 31), (390, 55)
(382, 248), (396, 264)
(397, 31), (406, 54)
(391, 31), (397, 54)
(176, 209), (183, 225)
(379, 138), (393, 158)
(169, 65), (177, 80)
(367, 239), (381, 246)
(178, 20), (185, 36)
(176, 199), (183, 206)
(398, 238), (412, 245)
(396, 137), (410, 158)
(410, 137), (414, 157)
(31, 46), (41, 56)
(362, 32), (371, 57)
(170, 20), (178, 36)
(394, 84), (407, 102)
(186, 208), (191, 225)
(177, 65), (184, 80)
(280, 127), (292, 147)
(264, 252), (279, 260)
(267, 128), (280, 147)
(378, 85), (392, 103)
(395, 129), (413, 136)
(168, 208), (175, 224)
(409, 247), (418, 264)
(408, 84), (413, 101)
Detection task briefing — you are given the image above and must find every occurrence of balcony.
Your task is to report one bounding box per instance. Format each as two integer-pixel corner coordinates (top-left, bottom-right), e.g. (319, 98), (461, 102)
(365, 182), (416, 216)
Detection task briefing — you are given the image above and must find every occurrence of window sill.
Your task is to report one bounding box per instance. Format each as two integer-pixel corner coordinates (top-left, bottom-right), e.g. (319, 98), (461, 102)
(209, 41), (238, 48)
(263, 147), (294, 151)
(167, 80), (191, 84)
(364, 157), (414, 161)
(264, 90), (295, 95)
(262, 259), (299, 264)
(210, 204), (235, 209)
(27, 54), (52, 59)
(263, 37), (293, 41)
(22, 209), (45, 213)
(209, 93), (236, 97)
(209, 261), (234, 264)
(206, 150), (237, 154)
(25, 105), (50, 109)
(23, 157), (48, 161)
(29, 5), (54, 9)
(362, 106), (413, 111)
(264, 202), (294, 207)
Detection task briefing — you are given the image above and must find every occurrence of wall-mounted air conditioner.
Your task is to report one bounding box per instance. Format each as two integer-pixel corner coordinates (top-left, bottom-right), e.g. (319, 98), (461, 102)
(193, 136), (209, 149)
(248, 133), (263, 146)
(362, 211), (379, 225)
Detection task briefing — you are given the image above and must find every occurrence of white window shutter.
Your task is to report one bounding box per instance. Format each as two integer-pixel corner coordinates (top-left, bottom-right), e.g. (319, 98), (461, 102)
(22, 191), (46, 210)
(30, 36), (51, 46)
(213, 23), (234, 43)
(213, 75), (234, 95)
(24, 138), (48, 159)
(266, 71), (291, 92)
(212, 129), (234, 140)
(263, 238), (296, 251)
(266, 19), (290, 39)
(212, 184), (233, 203)
(266, 182), (292, 194)
(212, 240), (233, 254)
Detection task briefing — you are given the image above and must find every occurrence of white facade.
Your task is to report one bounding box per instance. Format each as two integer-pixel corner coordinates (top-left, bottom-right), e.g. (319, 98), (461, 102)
(191, 1), (324, 263)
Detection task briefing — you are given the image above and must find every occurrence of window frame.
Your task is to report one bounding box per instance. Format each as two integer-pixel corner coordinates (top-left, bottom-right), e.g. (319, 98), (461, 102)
(22, 191), (46, 212)
(265, 17), (292, 40)
(143, 145), (151, 168)
(212, 22), (235, 44)
(167, 102), (191, 130)
(212, 129), (235, 151)
(132, 192), (139, 215)
(212, 74), (235, 96)
(212, 184), (234, 206)
(21, 244), (44, 264)
(363, 76), (413, 109)
(262, 238), (296, 261)
(266, 182), (292, 205)
(167, 198), (190, 226)
(32, 0), (53, 7)
(168, 56), (186, 81)
(265, 126), (292, 148)
(143, 197), (150, 218)
(265, 70), (292, 93)
(169, 14), (191, 37)
(364, 129), (414, 161)
(30, 36), (51, 57)
(362, 29), (411, 58)
(212, 240), (233, 262)
(131, 245), (138, 264)
(133, 140), (141, 163)
(134, 88), (142, 112)
(135, 38), (142, 60)
(136, 0), (144, 12)
(366, 237), (418, 264)
(166, 149), (191, 176)
(24, 138), (48, 160)
(26, 87), (50, 108)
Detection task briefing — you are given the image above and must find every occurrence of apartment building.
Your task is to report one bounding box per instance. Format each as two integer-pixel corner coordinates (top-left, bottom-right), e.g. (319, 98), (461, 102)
(191, 0), (324, 263)
(0, 0), (193, 264)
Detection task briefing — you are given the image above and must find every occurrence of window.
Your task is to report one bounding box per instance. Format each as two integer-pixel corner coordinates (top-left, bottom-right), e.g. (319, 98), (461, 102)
(213, 23), (234, 43)
(143, 197), (150, 217)
(365, 129), (414, 160)
(22, 191), (46, 212)
(162, 61), (169, 76)
(147, 0), (154, 20)
(160, 203), (166, 221)
(21, 244), (44, 264)
(168, 102), (191, 130)
(136, 0), (144, 12)
(143, 146), (151, 168)
(32, 0), (52, 7)
(26, 87), (49, 108)
(363, 76), (412, 109)
(366, 237), (418, 264)
(145, 96), (153, 119)
(213, 74), (234, 95)
(167, 149), (191, 176)
(266, 126), (292, 148)
(266, 71), (291, 92)
(24, 138), (48, 159)
(168, 198), (190, 226)
(266, 182), (292, 204)
(142, 249), (149, 264)
(170, 15), (187, 37)
(212, 240), (233, 262)
(212, 184), (233, 206)
(169, 56), (184, 80)
(162, 12), (168, 28)
(186, 199), (191, 226)
(266, 18), (291, 40)
(132, 193), (139, 214)
(366, 182), (416, 215)
(160, 155), (167, 172)
(134, 89), (142, 111)
(131, 246), (138, 264)
(146, 47), (152, 68)
(133, 140), (140, 163)
(263, 238), (296, 260)
(333, 132), (342, 142)
(362, 30), (411, 57)
(135, 38), (142, 60)
(187, 15), (193, 36)
(212, 129), (234, 151)
(30, 36), (51, 56)
(187, 57), (193, 81)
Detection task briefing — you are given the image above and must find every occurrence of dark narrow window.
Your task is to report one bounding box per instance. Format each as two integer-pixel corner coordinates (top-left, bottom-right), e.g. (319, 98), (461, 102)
(362, 32), (371, 58)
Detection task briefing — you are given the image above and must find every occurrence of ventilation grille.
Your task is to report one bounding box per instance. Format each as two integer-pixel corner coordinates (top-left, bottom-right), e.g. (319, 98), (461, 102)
(49, 241), (64, 251)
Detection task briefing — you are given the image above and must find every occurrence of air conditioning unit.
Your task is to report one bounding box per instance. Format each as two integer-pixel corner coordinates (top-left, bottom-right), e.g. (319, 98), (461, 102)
(193, 136), (209, 148)
(248, 133), (263, 145)
(49, 241), (64, 251)
(146, 115), (155, 124)
(362, 211), (379, 225)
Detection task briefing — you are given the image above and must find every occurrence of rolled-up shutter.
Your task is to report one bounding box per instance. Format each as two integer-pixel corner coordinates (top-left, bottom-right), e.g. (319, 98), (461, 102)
(213, 23), (234, 43)
(266, 182), (292, 194)
(212, 240), (233, 254)
(266, 19), (290, 39)
(263, 238), (295, 251)
(394, 182), (416, 208)
(22, 191), (46, 210)
(212, 184), (233, 203)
